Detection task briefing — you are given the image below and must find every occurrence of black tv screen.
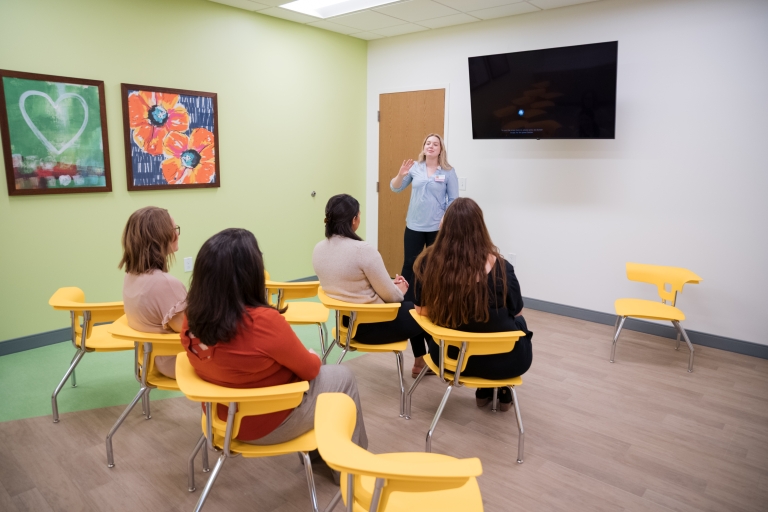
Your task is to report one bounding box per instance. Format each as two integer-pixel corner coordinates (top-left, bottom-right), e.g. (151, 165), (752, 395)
(468, 42), (618, 139)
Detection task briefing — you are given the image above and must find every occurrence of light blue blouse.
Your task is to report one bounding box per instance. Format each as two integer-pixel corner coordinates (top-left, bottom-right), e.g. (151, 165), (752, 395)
(390, 161), (459, 232)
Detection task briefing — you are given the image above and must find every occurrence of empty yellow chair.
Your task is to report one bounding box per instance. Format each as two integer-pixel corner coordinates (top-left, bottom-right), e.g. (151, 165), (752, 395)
(611, 263), (702, 372)
(265, 275), (329, 356)
(316, 393), (484, 512)
(104, 315), (206, 474)
(48, 287), (127, 423)
(175, 355), (319, 512)
(407, 310), (526, 463)
(317, 287), (408, 417)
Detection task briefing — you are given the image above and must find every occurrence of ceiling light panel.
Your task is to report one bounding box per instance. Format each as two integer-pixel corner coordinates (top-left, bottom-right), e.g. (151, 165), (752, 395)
(281, 0), (401, 19)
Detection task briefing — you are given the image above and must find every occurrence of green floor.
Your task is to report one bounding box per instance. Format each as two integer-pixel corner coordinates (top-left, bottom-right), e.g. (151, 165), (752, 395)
(0, 322), (360, 423)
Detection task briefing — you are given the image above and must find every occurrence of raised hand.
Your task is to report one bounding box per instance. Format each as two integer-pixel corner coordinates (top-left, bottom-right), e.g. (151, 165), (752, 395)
(398, 159), (414, 177)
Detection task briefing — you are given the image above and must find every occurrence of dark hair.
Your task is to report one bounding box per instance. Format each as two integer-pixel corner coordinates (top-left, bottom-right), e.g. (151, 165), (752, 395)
(118, 206), (176, 274)
(414, 198), (506, 328)
(186, 228), (281, 346)
(324, 194), (362, 241)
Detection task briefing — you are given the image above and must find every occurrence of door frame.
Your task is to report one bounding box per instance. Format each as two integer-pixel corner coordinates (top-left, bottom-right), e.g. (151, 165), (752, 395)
(368, 82), (451, 250)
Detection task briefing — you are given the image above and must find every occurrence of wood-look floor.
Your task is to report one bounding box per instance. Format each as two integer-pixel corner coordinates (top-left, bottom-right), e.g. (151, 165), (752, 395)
(1, 309), (767, 512)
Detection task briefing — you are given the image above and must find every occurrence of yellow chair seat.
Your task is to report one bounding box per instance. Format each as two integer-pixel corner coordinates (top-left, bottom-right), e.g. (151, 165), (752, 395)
(331, 328), (408, 353)
(219, 430), (316, 458)
(76, 324), (135, 351)
(282, 301), (329, 325)
(422, 354), (522, 388)
(614, 298), (685, 321)
(341, 453), (483, 512)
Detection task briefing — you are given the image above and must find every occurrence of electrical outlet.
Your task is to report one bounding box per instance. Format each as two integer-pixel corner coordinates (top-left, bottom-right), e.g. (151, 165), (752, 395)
(184, 257), (193, 272)
(508, 253), (517, 266)
(458, 177), (467, 191)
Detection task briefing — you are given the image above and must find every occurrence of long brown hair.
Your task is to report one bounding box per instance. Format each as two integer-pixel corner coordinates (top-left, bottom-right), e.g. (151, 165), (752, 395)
(414, 198), (505, 328)
(119, 206), (176, 274)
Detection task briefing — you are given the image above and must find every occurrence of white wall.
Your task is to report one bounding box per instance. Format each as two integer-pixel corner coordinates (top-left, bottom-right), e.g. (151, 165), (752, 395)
(365, 0), (768, 345)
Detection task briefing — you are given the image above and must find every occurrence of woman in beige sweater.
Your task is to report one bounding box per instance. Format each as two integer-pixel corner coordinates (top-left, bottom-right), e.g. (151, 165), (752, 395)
(313, 194), (431, 377)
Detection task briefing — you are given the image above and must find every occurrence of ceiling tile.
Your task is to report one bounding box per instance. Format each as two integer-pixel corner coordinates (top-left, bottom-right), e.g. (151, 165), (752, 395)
(373, 23), (430, 37)
(528, 0), (600, 9)
(418, 12), (479, 29)
(374, 0), (460, 23)
(349, 32), (385, 40)
(434, 0), (523, 11)
(258, 6), (320, 23)
(306, 20), (359, 34)
(332, 10), (408, 31)
(209, 0), (271, 11)
(469, 1), (540, 19)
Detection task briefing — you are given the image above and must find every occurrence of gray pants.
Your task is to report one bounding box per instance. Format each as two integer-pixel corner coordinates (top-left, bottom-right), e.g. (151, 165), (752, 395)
(245, 365), (368, 449)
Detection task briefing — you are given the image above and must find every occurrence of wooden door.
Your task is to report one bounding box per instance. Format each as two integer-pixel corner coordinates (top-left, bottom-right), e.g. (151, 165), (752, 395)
(378, 89), (445, 277)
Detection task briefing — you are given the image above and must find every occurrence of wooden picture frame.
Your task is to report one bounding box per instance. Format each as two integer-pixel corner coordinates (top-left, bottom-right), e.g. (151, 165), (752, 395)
(0, 69), (112, 196)
(121, 83), (220, 191)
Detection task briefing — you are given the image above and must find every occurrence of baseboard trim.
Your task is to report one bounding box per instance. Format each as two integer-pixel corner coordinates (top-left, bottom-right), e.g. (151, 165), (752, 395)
(0, 327), (71, 357)
(523, 297), (768, 359)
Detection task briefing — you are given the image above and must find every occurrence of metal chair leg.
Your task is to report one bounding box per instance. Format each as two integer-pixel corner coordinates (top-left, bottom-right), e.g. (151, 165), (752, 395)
(395, 352), (405, 417)
(106, 386), (148, 467)
(188, 434), (207, 492)
(491, 387), (499, 412)
(610, 316), (627, 363)
(335, 348), (349, 365)
(70, 351), (78, 388)
(426, 384), (453, 453)
(51, 349), (86, 423)
(324, 489), (343, 512)
(144, 388), (152, 419)
(301, 452), (319, 512)
(675, 331), (681, 350)
(193, 453), (227, 512)
(405, 364), (429, 419)
(511, 387), (524, 464)
(317, 324), (327, 364)
(202, 441), (210, 472)
(672, 321), (695, 372)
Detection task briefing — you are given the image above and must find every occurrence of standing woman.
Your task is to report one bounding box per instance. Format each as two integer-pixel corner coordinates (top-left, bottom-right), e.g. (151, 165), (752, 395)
(390, 133), (458, 301)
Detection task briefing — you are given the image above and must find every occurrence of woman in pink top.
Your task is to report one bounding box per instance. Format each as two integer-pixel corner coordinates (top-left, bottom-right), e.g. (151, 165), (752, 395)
(119, 206), (185, 378)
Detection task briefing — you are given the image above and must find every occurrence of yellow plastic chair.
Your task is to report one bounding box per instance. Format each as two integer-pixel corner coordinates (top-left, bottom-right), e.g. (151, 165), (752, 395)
(265, 274), (329, 356)
(48, 287), (126, 423)
(317, 287), (408, 417)
(611, 263), (702, 372)
(104, 315), (209, 477)
(316, 393), (484, 512)
(407, 310), (527, 463)
(175, 355), (319, 512)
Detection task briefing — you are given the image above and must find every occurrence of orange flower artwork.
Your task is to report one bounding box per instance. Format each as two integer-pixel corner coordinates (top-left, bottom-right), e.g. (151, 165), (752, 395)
(128, 91), (189, 155)
(161, 128), (216, 184)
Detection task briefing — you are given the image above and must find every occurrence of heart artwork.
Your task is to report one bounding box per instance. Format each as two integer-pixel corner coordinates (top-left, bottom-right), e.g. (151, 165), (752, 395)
(19, 90), (89, 156)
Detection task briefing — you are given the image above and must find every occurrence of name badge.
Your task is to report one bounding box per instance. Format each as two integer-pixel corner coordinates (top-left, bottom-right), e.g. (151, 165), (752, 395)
(434, 174), (445, 183)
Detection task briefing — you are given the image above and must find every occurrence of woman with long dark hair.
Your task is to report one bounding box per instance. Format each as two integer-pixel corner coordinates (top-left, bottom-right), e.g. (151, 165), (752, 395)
(182, 228), (367, 448)
(414, 198), (533, 410)
(313, 194), (432, 378)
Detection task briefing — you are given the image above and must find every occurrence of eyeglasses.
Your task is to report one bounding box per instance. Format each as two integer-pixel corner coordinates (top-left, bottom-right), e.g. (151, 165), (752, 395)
(174, 225), (181, 235)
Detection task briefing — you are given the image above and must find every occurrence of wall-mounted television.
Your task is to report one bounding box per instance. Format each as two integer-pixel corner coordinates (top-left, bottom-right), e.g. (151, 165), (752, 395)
(468, 41), (618, 139)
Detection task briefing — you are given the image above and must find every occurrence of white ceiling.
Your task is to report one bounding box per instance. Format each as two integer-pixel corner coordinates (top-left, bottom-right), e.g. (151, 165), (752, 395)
(209, 0), (604, 40)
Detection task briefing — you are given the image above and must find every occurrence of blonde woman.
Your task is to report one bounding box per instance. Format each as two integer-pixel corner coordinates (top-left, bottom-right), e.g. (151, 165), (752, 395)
(390, 133), (458, 304)
(119, 206), (185, 378)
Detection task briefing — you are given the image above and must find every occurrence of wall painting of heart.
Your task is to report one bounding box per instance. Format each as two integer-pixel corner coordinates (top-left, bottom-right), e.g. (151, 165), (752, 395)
(121, 84), (220, 191)
(0, 70), (112, 196)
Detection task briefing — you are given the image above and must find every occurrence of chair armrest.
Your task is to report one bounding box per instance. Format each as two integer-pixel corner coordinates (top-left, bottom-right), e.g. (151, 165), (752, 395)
(107, 315), (182, 344)
(409, 310), (524, 343)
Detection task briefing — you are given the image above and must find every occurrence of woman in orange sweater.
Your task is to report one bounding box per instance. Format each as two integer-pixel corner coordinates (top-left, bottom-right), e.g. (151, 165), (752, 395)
(181, 228), (367, 448)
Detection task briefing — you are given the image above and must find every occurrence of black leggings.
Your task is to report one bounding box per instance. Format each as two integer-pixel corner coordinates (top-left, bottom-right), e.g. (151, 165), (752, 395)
(344, 302), (428, 358)
(427, 315), (533, 380)
(401, 227), (438, 302)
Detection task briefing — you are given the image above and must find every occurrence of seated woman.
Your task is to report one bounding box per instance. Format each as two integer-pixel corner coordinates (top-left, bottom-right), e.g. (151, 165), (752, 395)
(414, 197), (533, 411)
(182, 228), (368, 450)
(119, 206), (185, 379)
(313, 194), (432, 377)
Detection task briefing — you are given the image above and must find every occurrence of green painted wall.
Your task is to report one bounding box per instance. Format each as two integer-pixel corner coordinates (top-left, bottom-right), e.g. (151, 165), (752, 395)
(0, 0), (367, 342)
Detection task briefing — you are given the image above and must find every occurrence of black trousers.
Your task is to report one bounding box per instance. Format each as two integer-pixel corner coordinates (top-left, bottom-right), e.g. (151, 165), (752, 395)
(427, 315), (533, 380)
(344, 302), (428, 358)
(401, 227), (438, 303)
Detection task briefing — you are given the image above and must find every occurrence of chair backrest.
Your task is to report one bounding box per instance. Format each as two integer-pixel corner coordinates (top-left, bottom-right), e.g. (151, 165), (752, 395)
(49, 287), (124, 339)
(175, 355), (309, 440)
(317, 287), (400, 338)
(316, 393), (483, 510)
(626, 263), (702, 305)
(265, 280), (320, 309)
(409, 310), (524, 376)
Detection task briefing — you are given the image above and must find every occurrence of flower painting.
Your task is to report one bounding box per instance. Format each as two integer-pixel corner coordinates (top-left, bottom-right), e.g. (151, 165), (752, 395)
(0, 69), (112, 196)
(121, 84), (219, 190)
